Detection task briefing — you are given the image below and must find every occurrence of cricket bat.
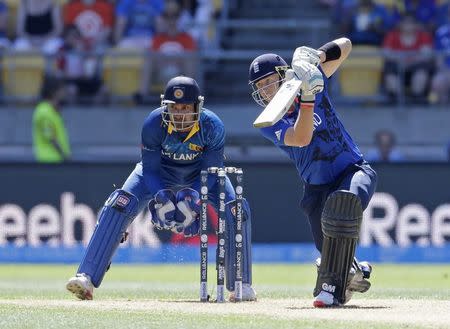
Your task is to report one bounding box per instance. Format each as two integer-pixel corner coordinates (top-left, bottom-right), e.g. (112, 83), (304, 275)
(253, 78), (302, 128)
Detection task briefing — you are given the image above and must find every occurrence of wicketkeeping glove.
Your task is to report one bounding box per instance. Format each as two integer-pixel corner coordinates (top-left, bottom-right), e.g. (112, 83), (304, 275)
(148, 189), (177, 230)
(174, 188), (201, 237)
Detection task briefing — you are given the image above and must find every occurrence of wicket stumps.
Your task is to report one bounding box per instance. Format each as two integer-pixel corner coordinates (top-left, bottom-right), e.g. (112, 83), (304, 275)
(199, 166), (244, 303)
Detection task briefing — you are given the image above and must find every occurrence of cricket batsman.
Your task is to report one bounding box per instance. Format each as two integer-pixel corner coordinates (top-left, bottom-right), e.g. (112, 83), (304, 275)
(248, 38), (377, 307)
(66, 76), (256, 301)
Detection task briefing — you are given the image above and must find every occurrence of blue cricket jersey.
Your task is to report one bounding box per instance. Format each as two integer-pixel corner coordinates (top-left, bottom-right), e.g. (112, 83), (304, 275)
(140, 107), (225, 195)
(259, 68), (363, 185)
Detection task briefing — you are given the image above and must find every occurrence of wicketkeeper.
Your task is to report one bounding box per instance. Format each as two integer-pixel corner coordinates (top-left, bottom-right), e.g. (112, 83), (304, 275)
(66, 76), (256, 301)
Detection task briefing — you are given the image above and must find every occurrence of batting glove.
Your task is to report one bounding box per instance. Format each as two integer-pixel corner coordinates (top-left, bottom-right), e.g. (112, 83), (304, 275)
(292, 60), (324, 96)
(293, 46), (321, 67)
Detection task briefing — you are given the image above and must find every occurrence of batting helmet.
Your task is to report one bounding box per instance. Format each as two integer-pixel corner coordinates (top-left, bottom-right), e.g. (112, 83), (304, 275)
(248, 54), (289, 106)
(161, 76), (204, 131)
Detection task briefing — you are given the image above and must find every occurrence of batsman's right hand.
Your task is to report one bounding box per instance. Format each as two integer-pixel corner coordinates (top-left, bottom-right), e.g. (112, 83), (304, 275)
(291, 60), (324, 96)
(148, 189), (177, 230)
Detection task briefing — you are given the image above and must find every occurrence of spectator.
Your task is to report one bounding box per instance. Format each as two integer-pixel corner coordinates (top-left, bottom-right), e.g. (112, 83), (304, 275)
(114, 0), (164, 49)
(137, 0), (197, 100)
(393, 0), (438, 32)
(437, 1), (450, 26)
(32, 77), (71, 163)
(14, 0), (63, 55)
(0, 1), (10, 48)
(429, 5), (450, 104)
(333, 0), (358, 31)
(63, 0), (115, 52)
(382, 15), (434, 101)
(178, 0), (212, 49)
(342, 0), (389, 46)
(366, 129), (404, 162)
(55, 25), (107, 104)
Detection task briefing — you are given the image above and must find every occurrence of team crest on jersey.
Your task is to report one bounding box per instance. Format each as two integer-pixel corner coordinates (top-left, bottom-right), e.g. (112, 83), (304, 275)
(230, 205), (236, 217)
(174, 88), (184, 99)
(188, 143), (203, 152)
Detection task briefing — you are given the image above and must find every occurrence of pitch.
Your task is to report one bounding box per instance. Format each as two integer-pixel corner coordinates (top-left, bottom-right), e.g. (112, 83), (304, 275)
(0, 264), (448, 329)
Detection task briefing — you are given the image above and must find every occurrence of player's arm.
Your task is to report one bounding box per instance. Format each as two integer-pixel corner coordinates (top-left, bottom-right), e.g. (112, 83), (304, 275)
(317, 38), (352, 78)
(191, 117), (225, 191)
(283, 102), (314, 147)
(141, 113), (165, 195)
(284, 62), (324, 147)
(293, 38), (352, 78)
(51, 140), (69, 161)
(40, 118), (70, 161)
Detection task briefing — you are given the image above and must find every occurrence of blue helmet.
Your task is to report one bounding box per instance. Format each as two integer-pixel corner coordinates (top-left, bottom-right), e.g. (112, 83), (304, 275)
(248, 53), (289, 107)
(161, 76), (204, 131)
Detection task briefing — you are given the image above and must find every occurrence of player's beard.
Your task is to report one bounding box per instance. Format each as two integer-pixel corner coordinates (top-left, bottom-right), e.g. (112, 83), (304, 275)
(170, 113), (197, 132)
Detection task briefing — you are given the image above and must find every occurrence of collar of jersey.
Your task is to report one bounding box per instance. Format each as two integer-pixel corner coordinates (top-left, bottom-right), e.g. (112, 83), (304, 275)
(167, 121), (200, 143)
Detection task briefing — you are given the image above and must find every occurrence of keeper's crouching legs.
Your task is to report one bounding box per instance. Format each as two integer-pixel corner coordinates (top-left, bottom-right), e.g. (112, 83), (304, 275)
(66, 189), (139, 300)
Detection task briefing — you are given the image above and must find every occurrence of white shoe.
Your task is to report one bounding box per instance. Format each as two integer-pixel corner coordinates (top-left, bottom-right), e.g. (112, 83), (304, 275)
(313, 290), (339, 308)
(66, 273), (94, 300)
(229, 283), (257, 302)
(315, 258), (372, 305)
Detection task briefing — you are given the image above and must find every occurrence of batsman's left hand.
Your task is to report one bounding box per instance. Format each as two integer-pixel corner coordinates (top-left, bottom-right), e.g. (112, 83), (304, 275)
(293, 46), (321, 67)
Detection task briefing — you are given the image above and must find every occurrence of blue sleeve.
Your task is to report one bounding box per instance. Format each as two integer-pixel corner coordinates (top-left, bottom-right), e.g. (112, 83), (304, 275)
(141, 110), (164, 196)
(202, 115), (225, 169)
(116, 0), (131, 16)
(191, 112), (225, 191)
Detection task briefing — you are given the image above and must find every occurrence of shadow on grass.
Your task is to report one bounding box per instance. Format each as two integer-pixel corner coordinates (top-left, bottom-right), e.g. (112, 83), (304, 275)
(159, 299), (258, 304)
(287, 305), (390, 310)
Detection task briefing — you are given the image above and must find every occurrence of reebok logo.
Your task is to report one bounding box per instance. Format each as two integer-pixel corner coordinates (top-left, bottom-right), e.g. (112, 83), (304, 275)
(275, 130), (282, 141)
(322, 283), (336, 293)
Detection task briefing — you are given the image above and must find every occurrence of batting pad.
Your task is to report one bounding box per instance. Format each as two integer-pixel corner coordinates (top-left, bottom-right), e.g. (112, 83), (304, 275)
(314, 190), (362, 304)
(225, 198), (252, 291)
(78, 189), (138, 287)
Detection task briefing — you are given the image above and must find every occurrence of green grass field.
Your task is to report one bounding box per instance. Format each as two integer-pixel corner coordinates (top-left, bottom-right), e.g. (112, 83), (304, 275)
(0, 264), (448, 329)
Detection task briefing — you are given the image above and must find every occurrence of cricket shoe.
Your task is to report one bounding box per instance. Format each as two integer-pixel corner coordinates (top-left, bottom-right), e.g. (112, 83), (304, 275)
(315, 258), (372, 305)
(66, 273), (94, 300)
(229, 284), (257, 302)
(313, 290), (340, 308)
(347, 260), (372, 294)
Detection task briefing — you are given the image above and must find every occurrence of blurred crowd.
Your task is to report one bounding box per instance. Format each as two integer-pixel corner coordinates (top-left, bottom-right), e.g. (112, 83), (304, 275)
(0, 0), (449, 106)
(323, 0), (450, 105)
(0, 0), (217, 104)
